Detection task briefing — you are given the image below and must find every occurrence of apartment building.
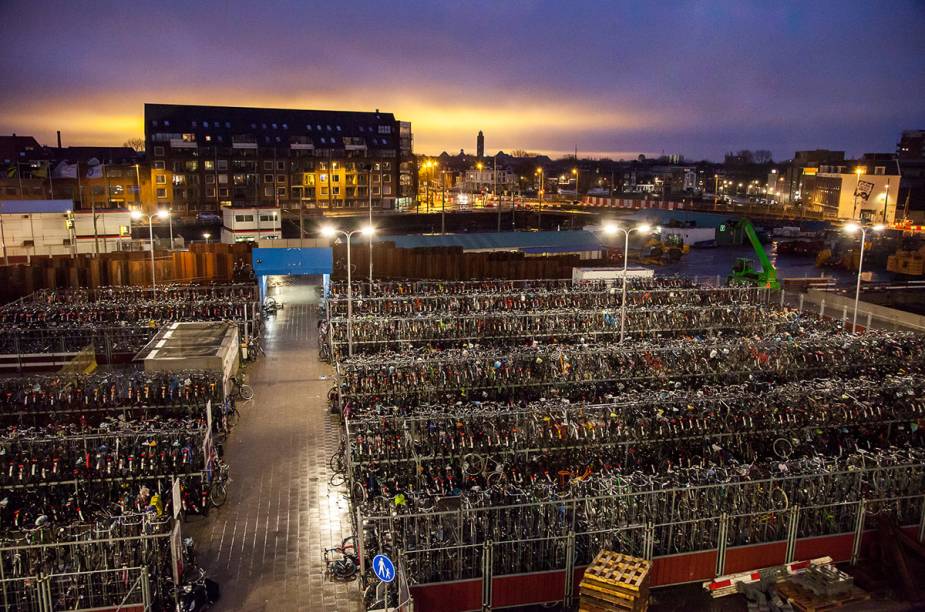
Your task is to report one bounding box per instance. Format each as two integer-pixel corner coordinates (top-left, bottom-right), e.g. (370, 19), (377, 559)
(144, 103), (415, 217)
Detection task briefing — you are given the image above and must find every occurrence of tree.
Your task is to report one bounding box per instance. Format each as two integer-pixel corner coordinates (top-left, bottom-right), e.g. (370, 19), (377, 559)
(752, 150), (773, 164)
(123, 138), (145, 152)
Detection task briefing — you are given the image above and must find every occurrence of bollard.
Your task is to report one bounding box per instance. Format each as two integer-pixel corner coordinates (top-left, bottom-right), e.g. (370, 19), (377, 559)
(798, 294), (804, 312)
(866, 311), (872, 332)
(819, 298), (825, 317)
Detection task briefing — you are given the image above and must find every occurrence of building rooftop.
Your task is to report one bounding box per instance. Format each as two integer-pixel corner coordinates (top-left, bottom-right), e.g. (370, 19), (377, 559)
(376, 230), (602, 254)
(0, 200), (73, 214)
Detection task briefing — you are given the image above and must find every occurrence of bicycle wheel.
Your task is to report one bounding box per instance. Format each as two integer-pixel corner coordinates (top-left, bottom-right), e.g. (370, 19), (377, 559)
(210, 482), (228, 507)
(238, 384), (254, 401)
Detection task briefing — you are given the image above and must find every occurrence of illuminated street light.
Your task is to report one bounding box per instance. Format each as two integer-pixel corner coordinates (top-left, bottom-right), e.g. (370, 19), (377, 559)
(319, 224), (377, 356)
(842, 223), (885, 333)
(601, 222), (655, 342)
(131, 209), (169, 288)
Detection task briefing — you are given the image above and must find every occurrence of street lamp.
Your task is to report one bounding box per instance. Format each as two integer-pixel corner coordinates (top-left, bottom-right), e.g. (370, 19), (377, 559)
(602, 222), (655, 343)
(321, 224), (375, 357)
(535, 167), (544, 229)
(131, 208), (169, 289)
(572, 167), (580, 200)
(843, 222), (884, 333)
(203, 232), (211, 244)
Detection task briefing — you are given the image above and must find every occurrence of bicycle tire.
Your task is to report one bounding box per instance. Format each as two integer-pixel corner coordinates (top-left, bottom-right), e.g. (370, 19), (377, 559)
(239, 384), (254, 401)
(210, 483), (228, 507)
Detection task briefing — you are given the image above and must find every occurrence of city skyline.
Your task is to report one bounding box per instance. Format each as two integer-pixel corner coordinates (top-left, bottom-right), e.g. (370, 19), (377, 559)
(1, 0), (923, 161)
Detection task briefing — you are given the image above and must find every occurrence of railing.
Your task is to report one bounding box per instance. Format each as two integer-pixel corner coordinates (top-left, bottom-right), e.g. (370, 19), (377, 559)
(371, 493), (925, 611)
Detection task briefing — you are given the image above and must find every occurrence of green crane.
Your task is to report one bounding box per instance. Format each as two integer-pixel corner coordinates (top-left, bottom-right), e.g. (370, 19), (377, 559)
(727, 218), (780, 289)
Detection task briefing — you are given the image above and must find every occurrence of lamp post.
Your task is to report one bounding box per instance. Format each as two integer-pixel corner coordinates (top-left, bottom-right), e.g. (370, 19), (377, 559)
(602, 222), (654, 343)
(843, 222), (884, 333)
(203, 232), (211, 244)
(321, 224), (375, 357)
(572, 167), (580, 201)
(131, 209), (169, 289)
(535, 167), (544, 230)
(475, 162), (484, 208)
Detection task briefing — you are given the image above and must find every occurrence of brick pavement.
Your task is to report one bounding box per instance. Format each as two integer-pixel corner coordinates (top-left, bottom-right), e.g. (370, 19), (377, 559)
(187, 277), (362, 611)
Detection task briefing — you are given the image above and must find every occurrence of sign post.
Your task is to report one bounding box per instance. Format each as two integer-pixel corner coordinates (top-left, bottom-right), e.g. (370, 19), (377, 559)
(372, 553), (395, 610)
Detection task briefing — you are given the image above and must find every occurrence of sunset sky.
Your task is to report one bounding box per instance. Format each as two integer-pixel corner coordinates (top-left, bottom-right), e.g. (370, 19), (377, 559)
(1, 0), (923, 161)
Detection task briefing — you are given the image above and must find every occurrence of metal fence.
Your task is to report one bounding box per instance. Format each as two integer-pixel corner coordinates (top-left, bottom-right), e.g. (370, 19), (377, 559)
(358, 462), (925, 584)
(0, 566), (152, 612)
(388, 494), (925, 610)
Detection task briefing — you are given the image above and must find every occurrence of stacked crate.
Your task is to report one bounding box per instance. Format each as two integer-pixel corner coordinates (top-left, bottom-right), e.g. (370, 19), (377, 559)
(579, 550), (651, 612)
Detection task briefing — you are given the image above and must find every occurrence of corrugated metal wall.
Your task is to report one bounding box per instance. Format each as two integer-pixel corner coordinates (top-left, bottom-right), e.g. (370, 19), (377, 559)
(0, 242), (253, 303)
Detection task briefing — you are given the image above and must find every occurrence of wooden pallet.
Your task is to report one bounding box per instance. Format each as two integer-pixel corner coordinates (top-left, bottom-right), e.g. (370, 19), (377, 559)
(776, 580), (870, 612)
(581, 551), (651, 594)
(579, 550), (651, 611)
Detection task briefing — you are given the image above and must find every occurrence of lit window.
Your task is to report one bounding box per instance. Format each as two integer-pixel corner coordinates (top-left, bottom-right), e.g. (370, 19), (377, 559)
(204, 160), (214, 171)
(205, 135), (212, 142)
(316, 124), (321, 130)
(156, 174), (166, 184)
(225, 122), (231, 128)
(275, 136), (281, 143)
(306, 124), (312, 130)
(156, 188), (167, 198)
(359, 126), (365, 132)
(164, 120), (170, 126)
(320, 137), (326, 144)
(272, 123), (277, 129)
(282, 123), (288, 129)
(326, 125), (332, 131)
(336, 125), (342, 131)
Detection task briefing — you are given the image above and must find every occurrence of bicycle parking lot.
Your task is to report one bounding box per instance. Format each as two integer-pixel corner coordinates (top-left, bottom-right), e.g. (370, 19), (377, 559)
(0, 283), (259, 611)
(322, 277), (925, 611)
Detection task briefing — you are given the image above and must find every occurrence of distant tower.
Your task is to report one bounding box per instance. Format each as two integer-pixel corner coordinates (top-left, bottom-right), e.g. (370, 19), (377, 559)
(477, 131), (484, 158)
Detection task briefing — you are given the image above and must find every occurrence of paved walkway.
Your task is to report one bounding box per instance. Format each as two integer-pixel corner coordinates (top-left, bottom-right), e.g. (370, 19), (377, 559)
(187, 276), (361, 611)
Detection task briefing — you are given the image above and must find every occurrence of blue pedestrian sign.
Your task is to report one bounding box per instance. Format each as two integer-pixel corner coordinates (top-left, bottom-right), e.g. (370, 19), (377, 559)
(372, 554), (395, 583)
